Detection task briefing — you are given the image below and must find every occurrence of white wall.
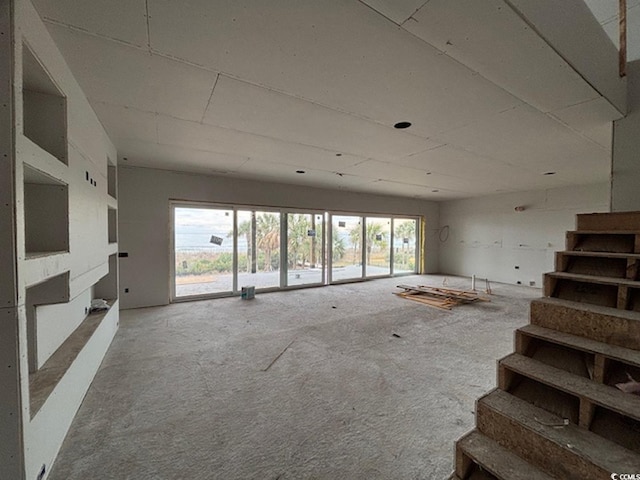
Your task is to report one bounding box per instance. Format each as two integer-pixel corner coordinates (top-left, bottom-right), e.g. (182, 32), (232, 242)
(438, 183), (610, 286)
(612, 60), (640, 212)
(36, 289), (92, 368)
(0, 1), (120, 478)
(118, 166), (439, 309)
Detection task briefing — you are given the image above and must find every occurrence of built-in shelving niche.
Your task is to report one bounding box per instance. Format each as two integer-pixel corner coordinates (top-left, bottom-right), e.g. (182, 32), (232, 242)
(108, 207), (117, 244)
(26, 272), (70, 375)
(28, 256), (118, 417)
(94, 254), (118, 301)
(24, 164), (69, 258)
(22, 43), (67, 165)
(107, 158), (117, 200)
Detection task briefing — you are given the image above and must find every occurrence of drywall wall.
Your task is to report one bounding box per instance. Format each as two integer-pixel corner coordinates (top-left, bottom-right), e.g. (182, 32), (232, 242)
(612, 60), (640, 212)
(36, 288), (92, 368)
(4, 0), (120, 478)
(24, 183), (69, 254)
(118, 165), (440, 309)
(94, 254), (118, 300)
(25, 305), (119, 480)
(0, 0), (23, 478)
(438, 182), (609, 286)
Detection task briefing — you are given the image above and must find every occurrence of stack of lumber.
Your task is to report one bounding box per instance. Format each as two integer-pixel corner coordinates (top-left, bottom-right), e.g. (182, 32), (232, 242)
(395, 284), (489, 310)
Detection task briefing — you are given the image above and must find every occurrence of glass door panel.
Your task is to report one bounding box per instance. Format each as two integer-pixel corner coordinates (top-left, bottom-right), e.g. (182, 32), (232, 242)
(365, 217), (391, 277)
(287, 213), (324, 286)
(331, 215), (363, 282)
(236, 210), (281, 290)
(393, 218), (417, 274)
(174, 206), (234, 298)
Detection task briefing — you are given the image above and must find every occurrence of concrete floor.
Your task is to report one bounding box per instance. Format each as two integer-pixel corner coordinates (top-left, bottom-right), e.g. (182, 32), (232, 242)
(49, 275), (539, 480)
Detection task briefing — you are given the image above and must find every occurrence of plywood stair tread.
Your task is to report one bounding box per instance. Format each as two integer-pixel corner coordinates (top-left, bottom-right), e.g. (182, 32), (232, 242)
(500, 353), (640, 422)
(546, 271), (640, 288)
(457, 430), (553, 480)
(532, 296), (640, 321)
(560, 250), (640, 259)
(568, 230), (640, 235)
(518, 324), (640, 364)
(478, 389), (640, 475)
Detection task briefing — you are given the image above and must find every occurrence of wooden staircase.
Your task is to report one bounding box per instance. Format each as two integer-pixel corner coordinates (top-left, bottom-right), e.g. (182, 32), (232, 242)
(452, 211), (640, 480)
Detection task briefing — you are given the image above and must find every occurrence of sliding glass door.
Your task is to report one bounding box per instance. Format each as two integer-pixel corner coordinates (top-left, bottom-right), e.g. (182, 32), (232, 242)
(330, 214), (363, 282)
(364, 217), (391, 277)
(286, 212), (324, 286)
(172, 203), (420, 301)
(236, 210), (281, 290)
(173, 206), (234, 298)
(393, 218), (417, 274)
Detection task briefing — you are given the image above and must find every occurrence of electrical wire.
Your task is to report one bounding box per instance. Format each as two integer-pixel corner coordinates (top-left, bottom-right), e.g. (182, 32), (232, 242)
(438, 225), (450, 243)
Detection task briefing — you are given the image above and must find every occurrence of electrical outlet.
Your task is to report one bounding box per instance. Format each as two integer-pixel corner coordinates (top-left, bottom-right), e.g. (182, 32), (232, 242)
(124, 288), (129, 293)
(529, 280), (536, 287)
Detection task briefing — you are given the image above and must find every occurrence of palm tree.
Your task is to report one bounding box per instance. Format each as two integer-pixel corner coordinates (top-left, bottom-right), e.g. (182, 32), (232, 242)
(232, 219), (252, 272)
(287, 214), (311, 269)
(348, 223), (362, 263)
(365, 222), (388, 265)
(256, 213), (280, 271)
(332, 230), (346, 262)
(394, 220), (416, 268)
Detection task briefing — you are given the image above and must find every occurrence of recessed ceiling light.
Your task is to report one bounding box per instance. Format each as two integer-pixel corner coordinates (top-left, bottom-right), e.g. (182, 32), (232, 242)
(394, 121), (412, 129)
(543, 171), (556, 175)
(296, 170), (306, 174)
(336, 153), (342, 157)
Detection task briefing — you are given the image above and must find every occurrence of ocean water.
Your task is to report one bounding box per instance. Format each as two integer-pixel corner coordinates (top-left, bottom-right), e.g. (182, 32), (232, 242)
(175, 223), (415, 253)
(176, 225), (237, 252)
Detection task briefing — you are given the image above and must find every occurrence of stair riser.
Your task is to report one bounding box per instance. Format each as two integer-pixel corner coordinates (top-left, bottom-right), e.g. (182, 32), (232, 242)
(455, 430), (554, 480)
(544, 275), (620, 309)
(516, 329), (640, 375)
(477, 401), (608, 480)
(566, 232), (638, 254)
(577, 212), (640, 232)
(530, 299), (640, 350)
(555, 252), (638, 280)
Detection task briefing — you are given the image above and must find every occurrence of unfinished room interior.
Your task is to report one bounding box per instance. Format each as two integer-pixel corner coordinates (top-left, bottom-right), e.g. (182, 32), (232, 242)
(2, 0), (640, 478)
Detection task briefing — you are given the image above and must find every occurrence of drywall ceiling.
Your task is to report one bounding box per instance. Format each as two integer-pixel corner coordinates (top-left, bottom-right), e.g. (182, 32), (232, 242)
(32, 0), (626, 200)
(585, 0), (640, 61)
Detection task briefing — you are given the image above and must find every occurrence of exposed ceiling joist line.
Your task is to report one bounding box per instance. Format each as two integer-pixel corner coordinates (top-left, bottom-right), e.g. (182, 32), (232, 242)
(201, 73), (220, 123)
(145, 0), (151, 54)
(620, 0), (627, 77)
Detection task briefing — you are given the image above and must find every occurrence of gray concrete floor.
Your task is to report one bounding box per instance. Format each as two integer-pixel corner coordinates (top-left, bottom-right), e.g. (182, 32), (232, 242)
(49, 275), (539, 480)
